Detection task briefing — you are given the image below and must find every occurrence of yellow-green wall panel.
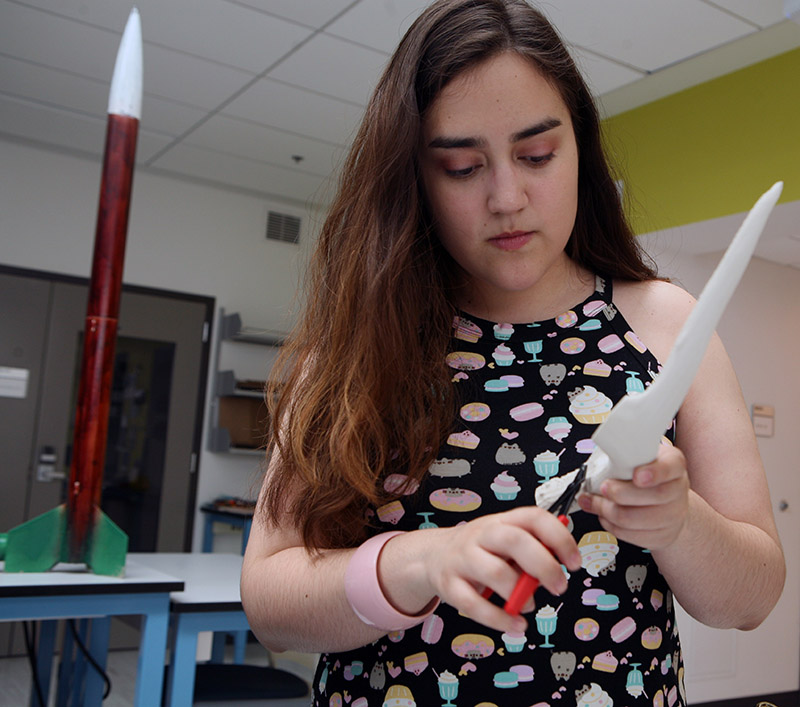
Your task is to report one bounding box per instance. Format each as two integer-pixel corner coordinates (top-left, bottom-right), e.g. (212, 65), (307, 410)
(603, 47), (800, 234)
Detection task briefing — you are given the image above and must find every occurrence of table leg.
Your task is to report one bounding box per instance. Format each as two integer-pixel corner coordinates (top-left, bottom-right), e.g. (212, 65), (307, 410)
(163, 611), (252, 707)
(202, 515), (214, 553)
(211, 631), (226, 663)
(70, 620), (89, 706)
(211, 629), (247, 664)
(165, 615), (199, 707)
(84, 617), (110, 705)
(241, 518), (252, 555)
(134, 600), (170, 707)
(233, 630), (246, 664)
(28, 621), (56, 707)
(56, 620), (75, 707)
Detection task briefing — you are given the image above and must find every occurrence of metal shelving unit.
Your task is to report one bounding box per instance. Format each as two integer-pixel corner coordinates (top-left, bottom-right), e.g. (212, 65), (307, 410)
(207, 308), (283, 453)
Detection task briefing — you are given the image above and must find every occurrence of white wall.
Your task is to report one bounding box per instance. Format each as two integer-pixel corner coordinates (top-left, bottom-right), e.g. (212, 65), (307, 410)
(0, 137), (322, 551)
(642, 230), (800, 701)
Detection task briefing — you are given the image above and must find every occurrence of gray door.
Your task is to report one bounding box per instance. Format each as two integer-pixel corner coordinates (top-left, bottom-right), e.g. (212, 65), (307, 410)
(0, 269), (212, 655)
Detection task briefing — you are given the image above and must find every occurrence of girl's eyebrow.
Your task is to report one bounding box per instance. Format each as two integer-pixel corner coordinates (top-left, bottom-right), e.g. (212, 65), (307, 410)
(511, 117), (562, 142)
(427, 117), (563, 150)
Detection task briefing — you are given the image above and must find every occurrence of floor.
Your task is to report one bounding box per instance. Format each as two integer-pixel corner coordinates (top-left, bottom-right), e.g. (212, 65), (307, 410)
(0, 639), (316, 707)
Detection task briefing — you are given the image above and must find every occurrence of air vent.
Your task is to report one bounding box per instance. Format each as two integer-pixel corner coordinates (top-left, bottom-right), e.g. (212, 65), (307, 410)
(266, 210), (301, 244)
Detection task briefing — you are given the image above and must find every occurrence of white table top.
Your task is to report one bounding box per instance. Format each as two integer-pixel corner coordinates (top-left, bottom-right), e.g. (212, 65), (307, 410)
(0, 560), (184, 598)
(127, 553), (244, 612)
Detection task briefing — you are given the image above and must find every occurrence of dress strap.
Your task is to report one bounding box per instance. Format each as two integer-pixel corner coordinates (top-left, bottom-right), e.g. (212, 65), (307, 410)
(594, 274), (613, 302)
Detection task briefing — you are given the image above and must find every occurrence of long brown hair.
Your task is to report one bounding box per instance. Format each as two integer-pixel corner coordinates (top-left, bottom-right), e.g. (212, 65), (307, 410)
(262, 0), (657, 551)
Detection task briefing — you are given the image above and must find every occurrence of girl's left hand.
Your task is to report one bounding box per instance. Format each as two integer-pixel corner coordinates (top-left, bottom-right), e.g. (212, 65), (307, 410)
(577, 444), (690, 551)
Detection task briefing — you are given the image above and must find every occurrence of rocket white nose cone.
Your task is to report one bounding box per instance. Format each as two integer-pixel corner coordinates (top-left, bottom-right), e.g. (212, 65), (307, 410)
(108, 8), (142, 119)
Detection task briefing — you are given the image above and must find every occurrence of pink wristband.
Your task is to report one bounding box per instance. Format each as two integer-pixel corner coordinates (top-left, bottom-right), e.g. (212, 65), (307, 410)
(344, 530), (440, 631)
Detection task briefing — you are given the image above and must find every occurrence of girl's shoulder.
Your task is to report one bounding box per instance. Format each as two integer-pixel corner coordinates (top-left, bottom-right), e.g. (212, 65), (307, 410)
(612, 278), (696, 365)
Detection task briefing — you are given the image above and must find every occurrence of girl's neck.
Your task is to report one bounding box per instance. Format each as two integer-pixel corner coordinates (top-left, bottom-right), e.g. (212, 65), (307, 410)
(456, 258), (595, 323)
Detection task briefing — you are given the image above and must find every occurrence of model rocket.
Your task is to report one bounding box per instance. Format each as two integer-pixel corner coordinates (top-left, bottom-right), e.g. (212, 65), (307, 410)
(0, 8), (142, 576)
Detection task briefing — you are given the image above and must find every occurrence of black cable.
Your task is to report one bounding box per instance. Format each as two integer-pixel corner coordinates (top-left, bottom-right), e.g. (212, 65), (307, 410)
(22, 621), (47, 707)
(67, 619), (112, 700)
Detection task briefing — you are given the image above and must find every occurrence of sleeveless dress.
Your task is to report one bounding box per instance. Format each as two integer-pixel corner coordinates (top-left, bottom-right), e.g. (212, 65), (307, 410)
(312, 276), (687, 707)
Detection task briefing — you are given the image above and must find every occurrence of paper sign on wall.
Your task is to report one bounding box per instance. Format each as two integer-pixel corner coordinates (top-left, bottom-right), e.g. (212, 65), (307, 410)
(0, 366), (29, 399)
(752, 404), (775, 438)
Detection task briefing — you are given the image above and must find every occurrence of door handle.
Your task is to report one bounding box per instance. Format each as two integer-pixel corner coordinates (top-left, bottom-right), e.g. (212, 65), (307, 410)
(36, 445), (66, 482)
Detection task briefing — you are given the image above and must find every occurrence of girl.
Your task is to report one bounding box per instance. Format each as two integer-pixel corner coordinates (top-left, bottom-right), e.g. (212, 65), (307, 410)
(241, 1), (785, 704)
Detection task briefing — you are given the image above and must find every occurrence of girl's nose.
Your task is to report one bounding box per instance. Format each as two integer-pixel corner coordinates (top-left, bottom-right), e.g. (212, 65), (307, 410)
(487, 164), (528, 214)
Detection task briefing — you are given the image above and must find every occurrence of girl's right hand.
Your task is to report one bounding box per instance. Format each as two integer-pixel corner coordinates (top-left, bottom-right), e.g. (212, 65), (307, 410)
(380, 507), (583, 634)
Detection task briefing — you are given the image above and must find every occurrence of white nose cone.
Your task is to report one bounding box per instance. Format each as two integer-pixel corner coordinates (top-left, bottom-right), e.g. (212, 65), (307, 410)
(107, 7), (142, 119)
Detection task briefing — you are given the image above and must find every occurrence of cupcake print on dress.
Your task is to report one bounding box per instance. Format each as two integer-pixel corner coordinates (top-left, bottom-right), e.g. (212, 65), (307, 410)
(493, 322), (515, 340)
(576, 682), (613, 707)
(568, 386), (613, 424)
(491, 471), (521, 500)
(579, 531), (620, 577)
(492, 344), (515, 366)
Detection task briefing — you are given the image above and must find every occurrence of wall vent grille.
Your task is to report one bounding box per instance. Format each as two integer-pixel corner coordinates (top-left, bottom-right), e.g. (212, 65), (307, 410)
(266, 211), (301, 244)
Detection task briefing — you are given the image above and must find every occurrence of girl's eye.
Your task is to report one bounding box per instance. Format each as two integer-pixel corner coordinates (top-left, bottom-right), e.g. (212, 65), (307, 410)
(445, 165), (479, 179)
(524, 152), (555, 166)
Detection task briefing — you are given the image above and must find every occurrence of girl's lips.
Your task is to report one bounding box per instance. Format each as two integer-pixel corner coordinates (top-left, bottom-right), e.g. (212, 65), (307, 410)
(490, 231), (533, 251)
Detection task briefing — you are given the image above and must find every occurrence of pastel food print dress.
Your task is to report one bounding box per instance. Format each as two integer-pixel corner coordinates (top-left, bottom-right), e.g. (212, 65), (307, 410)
(312, 276), (687, 707)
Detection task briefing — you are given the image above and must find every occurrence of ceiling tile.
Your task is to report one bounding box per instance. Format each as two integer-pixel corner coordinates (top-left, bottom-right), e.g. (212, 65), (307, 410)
(223, 0), (357, 29)
(140, 97), (212, 139)
(13, 0), (315, 71)
(0, 55), (109, 117)
(0, 93), (105, 156)
(0, 2), (254, 110)
(141, 44), (253, 110)
(222, 79), (364, 147)
(569, 47), (646, 96)
(148, 142), (334, 206)
(134, 0), (313, 73)
(135, 133), (182, 164)
(180, 114), (348, 178)
(706, 0), (786, 28)
(543, 0), (755, 71)
(0, 93), (170, 164)
(0, 2), (122, 83)
(0, 54), (208, 139)
(13, 0), (134, 30)
(267, 33), (388, 106)
(325, 0), (429, 52)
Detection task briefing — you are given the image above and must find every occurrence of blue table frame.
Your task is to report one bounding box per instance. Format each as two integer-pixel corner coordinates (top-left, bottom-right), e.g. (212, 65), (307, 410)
(129, 552), (252, 707)
(200, 505), (253, 554)
(0, 560), (183, 707)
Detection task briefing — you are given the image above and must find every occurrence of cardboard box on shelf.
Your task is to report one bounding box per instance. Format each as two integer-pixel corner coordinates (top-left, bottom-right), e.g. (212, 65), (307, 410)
(218, 396), (269, 449)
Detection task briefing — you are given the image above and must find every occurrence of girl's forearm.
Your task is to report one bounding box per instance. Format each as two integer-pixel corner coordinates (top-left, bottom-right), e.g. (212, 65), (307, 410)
(652, 491), (785, 630)
(241, 546), (386, 653)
